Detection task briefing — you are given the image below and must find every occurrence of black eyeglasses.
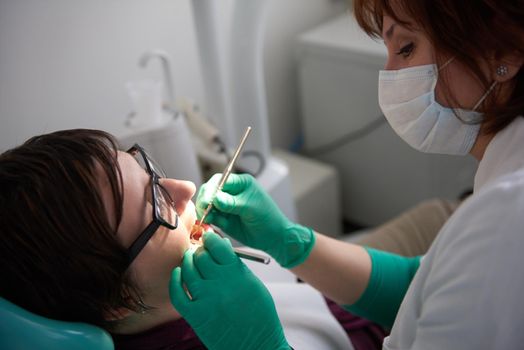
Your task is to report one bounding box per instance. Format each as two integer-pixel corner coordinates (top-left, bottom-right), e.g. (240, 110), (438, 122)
(125, 144), (178, 265)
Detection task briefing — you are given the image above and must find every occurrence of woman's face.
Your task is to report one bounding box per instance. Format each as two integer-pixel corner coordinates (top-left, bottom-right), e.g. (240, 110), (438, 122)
(381, 14), (488, 111)
(105, 151), (197, 316)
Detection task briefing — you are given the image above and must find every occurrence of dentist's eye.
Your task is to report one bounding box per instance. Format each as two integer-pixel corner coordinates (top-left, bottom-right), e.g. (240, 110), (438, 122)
(396, 42), (414, 57)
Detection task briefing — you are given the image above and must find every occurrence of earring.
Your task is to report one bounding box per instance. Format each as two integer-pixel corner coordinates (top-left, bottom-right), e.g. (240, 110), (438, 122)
(496, 65), (509, 76)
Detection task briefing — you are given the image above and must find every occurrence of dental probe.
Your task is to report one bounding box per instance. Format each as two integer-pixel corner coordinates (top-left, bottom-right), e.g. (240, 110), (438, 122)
(195, 127), (269, 264)
(198, 126), (252, 227)
(213, 225), (271, 264)
(233, 247), (270, 264)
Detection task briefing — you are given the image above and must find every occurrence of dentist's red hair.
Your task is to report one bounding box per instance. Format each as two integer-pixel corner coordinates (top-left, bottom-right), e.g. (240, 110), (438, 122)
(353, 0), (524, 135)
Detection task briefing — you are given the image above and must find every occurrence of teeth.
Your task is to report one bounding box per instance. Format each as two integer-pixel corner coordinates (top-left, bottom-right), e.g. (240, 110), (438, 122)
(190, 223), (204, 244)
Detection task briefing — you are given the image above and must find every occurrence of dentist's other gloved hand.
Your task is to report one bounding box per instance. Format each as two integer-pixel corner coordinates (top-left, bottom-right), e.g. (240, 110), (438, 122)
(196, 173), (315, 268)
(170, 232), (289, 350)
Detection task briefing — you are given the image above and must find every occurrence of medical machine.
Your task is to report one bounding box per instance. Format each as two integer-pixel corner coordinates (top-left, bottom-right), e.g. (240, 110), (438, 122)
(119, 1), (297, 223)
(189, 0), (297, 221)
(119, 49), (203, 188)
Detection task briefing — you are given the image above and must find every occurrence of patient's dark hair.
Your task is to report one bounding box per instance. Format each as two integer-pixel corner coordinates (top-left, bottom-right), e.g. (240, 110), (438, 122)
(0, 129), (141, 328)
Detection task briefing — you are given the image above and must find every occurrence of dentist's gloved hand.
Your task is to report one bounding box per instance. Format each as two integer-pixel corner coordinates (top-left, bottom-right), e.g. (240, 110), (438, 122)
(170, 232), (289, 350)
(196, 173), (315, 268)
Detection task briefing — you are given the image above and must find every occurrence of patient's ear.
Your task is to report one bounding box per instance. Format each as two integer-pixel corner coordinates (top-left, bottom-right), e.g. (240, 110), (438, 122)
(103, 295), (135, 321)
(103, 306), (132, 321)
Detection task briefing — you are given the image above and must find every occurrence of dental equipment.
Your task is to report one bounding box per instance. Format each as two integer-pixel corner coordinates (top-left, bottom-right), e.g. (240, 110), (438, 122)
(195, 126), (270, 264)
(198, 126), (252, 226)
(190, 223), (270, 264)
(139, 50), (177, 115)
(233, 247), (270, 264)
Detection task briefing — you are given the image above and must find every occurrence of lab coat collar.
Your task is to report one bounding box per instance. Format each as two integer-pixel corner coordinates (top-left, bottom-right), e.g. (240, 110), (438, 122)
(474, 116), (524, 192)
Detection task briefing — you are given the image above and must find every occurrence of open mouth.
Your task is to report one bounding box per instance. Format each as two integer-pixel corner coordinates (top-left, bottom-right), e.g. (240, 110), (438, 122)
(189, 220), (214, 245)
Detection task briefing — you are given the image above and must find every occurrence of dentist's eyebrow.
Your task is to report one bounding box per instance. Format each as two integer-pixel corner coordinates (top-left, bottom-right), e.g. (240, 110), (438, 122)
(384, 23), (397, 42)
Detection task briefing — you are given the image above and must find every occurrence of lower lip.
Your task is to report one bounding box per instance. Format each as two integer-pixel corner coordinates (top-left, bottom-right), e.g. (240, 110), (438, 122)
(190, 221), (214, 245)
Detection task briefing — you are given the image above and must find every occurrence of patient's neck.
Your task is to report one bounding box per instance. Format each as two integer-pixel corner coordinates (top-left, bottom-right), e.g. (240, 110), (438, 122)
(111, 300), (182, 335)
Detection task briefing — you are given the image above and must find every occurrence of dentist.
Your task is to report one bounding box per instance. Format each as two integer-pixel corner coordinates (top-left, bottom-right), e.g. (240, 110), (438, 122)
(170, 1), (524, 349)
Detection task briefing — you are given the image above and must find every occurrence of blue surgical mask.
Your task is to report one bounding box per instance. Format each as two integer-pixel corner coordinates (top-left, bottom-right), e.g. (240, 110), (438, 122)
(378, 61), (494, 155)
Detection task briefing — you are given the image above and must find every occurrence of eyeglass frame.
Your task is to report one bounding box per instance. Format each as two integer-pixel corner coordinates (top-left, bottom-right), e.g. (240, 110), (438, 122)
(125, 144), (178, 265)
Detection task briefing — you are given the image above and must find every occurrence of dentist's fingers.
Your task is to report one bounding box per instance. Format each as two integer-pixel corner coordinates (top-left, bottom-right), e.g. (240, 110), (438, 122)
(220, 173), (253, 195)
(196, 173), (251, 212)
(211, 191), (242, 215)
(179, 250), (205, 299)
(202, 232), (237, 265)
(204, 211), (234, 231)
(193, 249), (221, 280)
(169, 267), (191, 310)
(195, 174), (222, 215)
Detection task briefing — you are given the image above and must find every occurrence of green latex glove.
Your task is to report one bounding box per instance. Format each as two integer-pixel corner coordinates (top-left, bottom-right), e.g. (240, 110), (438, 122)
(196, 173), (315, 268)
(170, 232), (289, 350)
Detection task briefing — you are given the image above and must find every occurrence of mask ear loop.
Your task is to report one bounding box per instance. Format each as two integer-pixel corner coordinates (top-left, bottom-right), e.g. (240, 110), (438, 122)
(472, 81), (497, 112)
(438, 56), (496, 123)
(438, 57), (455, 71)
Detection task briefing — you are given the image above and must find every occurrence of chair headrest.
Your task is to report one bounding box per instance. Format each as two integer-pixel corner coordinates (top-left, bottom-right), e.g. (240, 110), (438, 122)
(0, 297), (114, 350)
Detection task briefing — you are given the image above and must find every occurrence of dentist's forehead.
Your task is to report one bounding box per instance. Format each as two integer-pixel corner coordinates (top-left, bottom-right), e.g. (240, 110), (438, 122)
(382, 14), (421, 42)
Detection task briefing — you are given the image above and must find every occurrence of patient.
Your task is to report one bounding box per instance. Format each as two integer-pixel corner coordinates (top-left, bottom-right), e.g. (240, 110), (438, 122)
(0, 129), (206, 348)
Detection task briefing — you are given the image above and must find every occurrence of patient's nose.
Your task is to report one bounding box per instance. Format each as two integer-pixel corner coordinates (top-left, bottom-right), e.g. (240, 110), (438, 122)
(160, 179), (196, 215)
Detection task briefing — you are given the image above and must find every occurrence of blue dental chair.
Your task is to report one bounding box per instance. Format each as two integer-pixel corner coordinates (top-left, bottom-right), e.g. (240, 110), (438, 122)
(0, 297), (114, 350)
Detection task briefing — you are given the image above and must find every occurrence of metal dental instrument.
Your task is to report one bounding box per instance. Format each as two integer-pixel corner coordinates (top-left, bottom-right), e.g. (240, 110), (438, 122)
(233, 247), (270, 264)
(197, 126), (270, 264)
(212, 225), (271, 265)
(198, 126), (252, 227)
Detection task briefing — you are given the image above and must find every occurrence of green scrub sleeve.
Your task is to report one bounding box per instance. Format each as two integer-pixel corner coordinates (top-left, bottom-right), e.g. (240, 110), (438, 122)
(343, 248), (422, 329)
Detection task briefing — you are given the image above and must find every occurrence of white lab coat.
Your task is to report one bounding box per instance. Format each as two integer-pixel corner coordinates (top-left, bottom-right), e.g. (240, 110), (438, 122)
(384, 116), (524, 349)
